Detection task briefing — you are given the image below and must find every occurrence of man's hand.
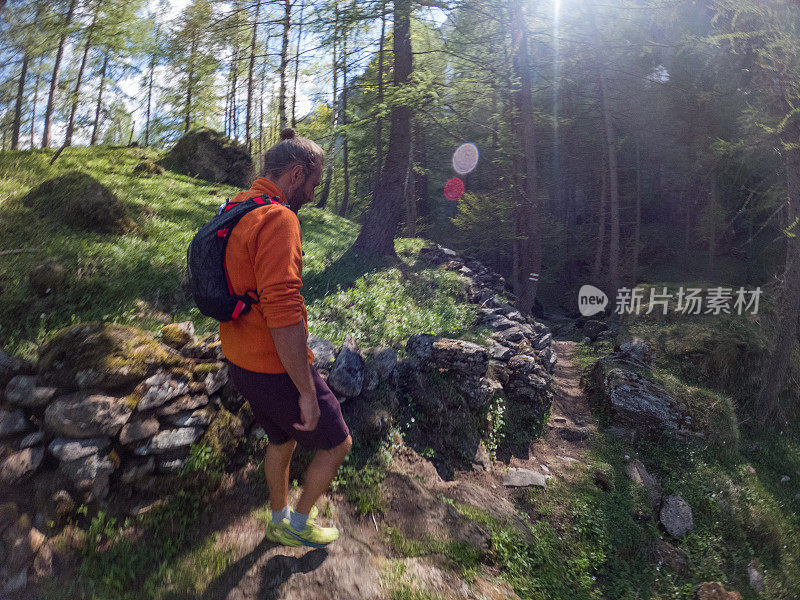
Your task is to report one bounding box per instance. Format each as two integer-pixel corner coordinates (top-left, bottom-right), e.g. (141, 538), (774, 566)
(294, 391), (320, 431)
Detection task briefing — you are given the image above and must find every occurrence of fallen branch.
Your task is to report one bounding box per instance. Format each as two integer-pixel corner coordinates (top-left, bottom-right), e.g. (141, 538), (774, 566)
(0, 248), (37, 256)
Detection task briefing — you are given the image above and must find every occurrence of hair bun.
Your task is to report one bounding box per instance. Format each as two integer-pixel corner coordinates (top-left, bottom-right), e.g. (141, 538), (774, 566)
(279, 127), (297, 141)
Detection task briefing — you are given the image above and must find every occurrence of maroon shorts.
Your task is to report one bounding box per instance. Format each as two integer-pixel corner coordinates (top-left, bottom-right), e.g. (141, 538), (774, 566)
(228, 362), (350, 450)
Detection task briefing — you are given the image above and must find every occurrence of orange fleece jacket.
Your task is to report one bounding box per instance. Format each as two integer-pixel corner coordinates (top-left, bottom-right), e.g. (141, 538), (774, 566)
(219, 177), (314, 373)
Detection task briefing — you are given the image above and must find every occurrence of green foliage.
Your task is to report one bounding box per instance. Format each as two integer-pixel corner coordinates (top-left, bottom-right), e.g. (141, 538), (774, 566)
(451, 192), (514, 272)
(181, 441), (224, 479)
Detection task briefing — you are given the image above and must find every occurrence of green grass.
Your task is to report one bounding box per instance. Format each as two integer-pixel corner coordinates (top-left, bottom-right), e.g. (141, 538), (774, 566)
(0, 146), (476, 357)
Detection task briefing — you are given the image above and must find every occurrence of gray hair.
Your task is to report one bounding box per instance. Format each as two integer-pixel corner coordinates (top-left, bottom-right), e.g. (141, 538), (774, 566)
(262, 128), (324, 178)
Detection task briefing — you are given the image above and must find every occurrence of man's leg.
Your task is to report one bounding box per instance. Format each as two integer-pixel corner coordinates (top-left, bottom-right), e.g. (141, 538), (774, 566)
(264, 438), (297, 511)
(295, 435), (352, 515)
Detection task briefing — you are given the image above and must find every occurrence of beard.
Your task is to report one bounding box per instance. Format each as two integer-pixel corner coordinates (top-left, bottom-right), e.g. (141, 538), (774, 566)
(286, 178), (309, 213)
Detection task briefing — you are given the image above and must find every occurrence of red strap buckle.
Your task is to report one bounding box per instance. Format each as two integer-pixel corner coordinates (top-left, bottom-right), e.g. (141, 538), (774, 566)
(217, 228), (229, 237)
(232, 299), (247, 319)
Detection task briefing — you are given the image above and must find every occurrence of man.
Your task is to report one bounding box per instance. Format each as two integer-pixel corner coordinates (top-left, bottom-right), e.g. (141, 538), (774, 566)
(221, 127), (352, 548)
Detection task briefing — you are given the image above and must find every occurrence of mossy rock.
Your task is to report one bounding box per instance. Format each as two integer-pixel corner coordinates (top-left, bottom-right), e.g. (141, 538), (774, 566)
(37, 322), (183, 391)
(158, 128), (254, 187)
(19, 171), (135, 234)
(201, 407), (244, 459)
(132, 160), (164, 176)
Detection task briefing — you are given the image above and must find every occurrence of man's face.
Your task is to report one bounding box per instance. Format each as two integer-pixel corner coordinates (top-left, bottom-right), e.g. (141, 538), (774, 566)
(287, 163), (323, 212)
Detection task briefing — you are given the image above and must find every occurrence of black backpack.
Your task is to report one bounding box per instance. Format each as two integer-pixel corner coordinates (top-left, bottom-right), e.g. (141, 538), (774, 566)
(187, 195), (285, 321)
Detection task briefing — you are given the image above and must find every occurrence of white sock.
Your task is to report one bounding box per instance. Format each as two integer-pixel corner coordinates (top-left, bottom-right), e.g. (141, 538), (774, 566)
(271, 505), (290, 524)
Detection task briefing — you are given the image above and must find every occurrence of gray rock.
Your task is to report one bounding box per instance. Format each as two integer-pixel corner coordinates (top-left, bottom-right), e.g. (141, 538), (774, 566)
(364, 347), (398, 380)
(1, 569), (27, 595)
(487, 316), (517, 331)
(503, 467), (547, 488)
(505, 355), (551, 405)
(308, 337), (336, 372)
(19, 431), (44, 448)
(164, 409), (214, 428)
(156, 393), (209, 416)
(0, 350), (34, 388)
(134, 427), (203, 455)
(601, 368), (680, 433)
(0, 407), (30, 439)
(119, 417), (160, 445)
(48, 437), (110, 461)
(558, 427), (591, 442)
(660, 494), (693, 538)
(5, 375), (35, 406)
(203, 365), (228, 396)
(58, 452), (114, 500)
(748, 561), (765, 593)
(157, 456), (188, 473)
(405, 333), (438, 363)
(582, 319), (609, 341)
(619, 339), (656, 366)
(534, 332), (553, 350)
(489, 342), (514, 361)
(327, 348), (365, 399)
(0, 446), (44, 484)
(430, 338), (489, 377)
(137, 371), (190, 411)
(120, 457), (155, 484)
(458, 377), (502, 411)
(492, 327), (525, 343)
(160, 321), (195, 349)
(625, 458), (662, 508)
(362, 367), (379, 392)
(44, 392), (131, 438)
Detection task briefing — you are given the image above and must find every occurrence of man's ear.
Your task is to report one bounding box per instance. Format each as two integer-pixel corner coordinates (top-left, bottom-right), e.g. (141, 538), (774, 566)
(291, 164), (304, 187)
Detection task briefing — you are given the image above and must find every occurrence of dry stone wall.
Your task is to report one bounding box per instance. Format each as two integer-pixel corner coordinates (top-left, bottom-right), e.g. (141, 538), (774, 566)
(0, 244), (555, 593)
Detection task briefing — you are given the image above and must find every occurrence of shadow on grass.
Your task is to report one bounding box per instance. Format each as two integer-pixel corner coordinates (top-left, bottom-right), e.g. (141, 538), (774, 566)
(302, 245), (398, 303)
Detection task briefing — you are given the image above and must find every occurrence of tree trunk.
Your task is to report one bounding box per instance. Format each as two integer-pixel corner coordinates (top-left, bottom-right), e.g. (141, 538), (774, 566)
(31, 58), (42, 148)
(352, 0), (413, 256)
(246, 0), (261, 151)
(598, 60), (620, 294)
(708, 168), (717, 276)
(373, 0), (386, 192)
(338, 27), (349, 217)
(508, 0), (540, 313)
(317, 14), (339, 209)
(278, 0), (291, 131)
(758, 118), (800, 424)
(65, 1), (100, 147)
(230, 44), (239, 140)
(291, 0), (304, 128)
(42, 0), (78, 149)
(592, 162), (607, 283)
(413, 121), (429, 222)
(632, 138), (642, 282)
(90, 49), (109, 145)
(404, 133), (417, 236)
(145, 23), (160, 147)
(184, 35), (198, 135)
(11, 55), (29, 150)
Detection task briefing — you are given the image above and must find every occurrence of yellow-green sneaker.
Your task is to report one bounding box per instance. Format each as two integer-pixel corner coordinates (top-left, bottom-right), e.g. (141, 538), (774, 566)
(264, 506), (319, 547)
(265, 520), (303, 547)
(282, 511), (339, 548)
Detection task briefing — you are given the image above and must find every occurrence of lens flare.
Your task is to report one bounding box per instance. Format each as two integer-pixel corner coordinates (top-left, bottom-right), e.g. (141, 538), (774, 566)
(452, 143), (479, 175)
(444, 177), (465, 202)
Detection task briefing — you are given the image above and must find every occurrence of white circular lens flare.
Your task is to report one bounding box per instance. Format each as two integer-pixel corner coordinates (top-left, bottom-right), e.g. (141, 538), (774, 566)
(452, 143), (479, 175)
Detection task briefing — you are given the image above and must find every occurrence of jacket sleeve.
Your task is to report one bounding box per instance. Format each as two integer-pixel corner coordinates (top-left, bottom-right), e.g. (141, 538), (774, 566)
(251, 207), (306, 328)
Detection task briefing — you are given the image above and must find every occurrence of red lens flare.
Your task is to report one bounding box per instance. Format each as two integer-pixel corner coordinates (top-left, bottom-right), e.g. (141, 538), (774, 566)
(444, 177), (465, 201)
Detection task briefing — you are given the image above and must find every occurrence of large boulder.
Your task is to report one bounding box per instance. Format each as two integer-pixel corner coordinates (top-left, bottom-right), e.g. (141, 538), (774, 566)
(308, 337), (336, 373)
(327, 347), (365, 400)
(44, 392), (131, 438)
(405, 335), (489, 378)
(18, 171), (135, 234)
(0, 446), (44, 485)
(660, 494), (694, 538)
(5, 376), (58, 409)
(585, 355), (683, 435)
(37, 323), (182, 391)
(158, 129), (254, 187)
(505, 355), (551, 406)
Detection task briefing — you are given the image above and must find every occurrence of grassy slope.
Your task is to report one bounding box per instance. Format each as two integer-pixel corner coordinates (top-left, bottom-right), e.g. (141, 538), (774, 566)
(0, 146), (475, 356)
